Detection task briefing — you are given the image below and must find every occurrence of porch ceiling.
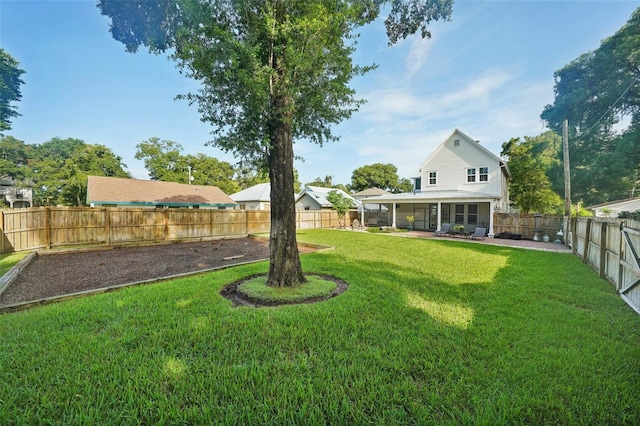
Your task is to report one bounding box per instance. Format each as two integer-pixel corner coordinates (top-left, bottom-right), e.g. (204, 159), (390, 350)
(364, 190), (500, 204)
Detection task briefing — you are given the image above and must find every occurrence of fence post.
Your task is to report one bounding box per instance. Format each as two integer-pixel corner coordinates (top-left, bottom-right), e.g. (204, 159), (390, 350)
(45, 206), (51, 250)
(571, 217), (578, 255)
(164, 209), (169, 240)
(618, 223), (625, 292)
(104, 207), (111, 246)
(583, 218), (592, 263)
(0, 210), (4, 254)
(599, 221), (607, 279)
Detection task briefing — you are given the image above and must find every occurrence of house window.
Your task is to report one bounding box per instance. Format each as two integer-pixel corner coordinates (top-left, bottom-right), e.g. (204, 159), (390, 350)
(468, 204), (478, 225)
(466, 168), (476, 183)
(455, 204), (464, 224)
(454, 139), (460, 147)
(428, 171), (437, 186)
(414, 177), (421, 191)
(479, 167), (489, 182)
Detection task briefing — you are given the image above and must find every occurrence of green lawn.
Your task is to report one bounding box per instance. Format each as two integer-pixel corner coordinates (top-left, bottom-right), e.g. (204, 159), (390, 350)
(1, 230), (639, 424)
(0, 252), (28, 277)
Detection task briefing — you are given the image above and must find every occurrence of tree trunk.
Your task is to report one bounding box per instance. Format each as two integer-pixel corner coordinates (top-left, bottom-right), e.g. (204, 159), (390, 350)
(267, 97), (306, 288)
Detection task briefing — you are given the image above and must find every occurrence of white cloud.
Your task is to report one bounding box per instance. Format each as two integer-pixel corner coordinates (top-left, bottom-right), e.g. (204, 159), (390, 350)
(406, 36), (433, 78)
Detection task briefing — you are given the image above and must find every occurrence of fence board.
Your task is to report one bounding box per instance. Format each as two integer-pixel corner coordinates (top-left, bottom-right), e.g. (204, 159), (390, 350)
(0, 207), (343, 253)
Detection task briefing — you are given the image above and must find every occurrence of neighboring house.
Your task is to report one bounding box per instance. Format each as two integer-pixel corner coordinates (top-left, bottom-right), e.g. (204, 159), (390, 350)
(86, 176), (238, 209)
(353, 187), (393, 201)
(364, 129), (510, 236)
(588, 197), (640, 218)
(0, 175), (33, 208)
(295, 186), (361, 211)
(353, 187), (391, 226)
(230, 183), (271, 210)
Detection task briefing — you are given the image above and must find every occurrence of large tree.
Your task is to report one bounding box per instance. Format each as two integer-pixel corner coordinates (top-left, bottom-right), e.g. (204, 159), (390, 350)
(501, 135), (562, 214)
(0, 49), (25, 133)
(351, 162), (411, 193)
(0, 136), (130, 206)
(135, 137), (240, 193)
(59, 144), (131, 206)
(98, 0), (453, 287)
(541, 7), (640, 205)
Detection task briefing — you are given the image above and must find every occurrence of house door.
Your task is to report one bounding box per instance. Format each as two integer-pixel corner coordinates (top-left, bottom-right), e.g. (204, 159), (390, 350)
(414, 208), (427, 230)
(428, 204), (438, 230)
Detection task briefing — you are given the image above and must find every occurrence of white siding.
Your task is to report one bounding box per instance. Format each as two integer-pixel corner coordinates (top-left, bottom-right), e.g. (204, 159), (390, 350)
(419, 131), (502, 197)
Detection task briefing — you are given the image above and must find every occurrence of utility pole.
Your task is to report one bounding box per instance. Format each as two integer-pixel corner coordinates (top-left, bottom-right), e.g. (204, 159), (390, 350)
(188, 165), (192, 185)
(563, 119), (571, 246)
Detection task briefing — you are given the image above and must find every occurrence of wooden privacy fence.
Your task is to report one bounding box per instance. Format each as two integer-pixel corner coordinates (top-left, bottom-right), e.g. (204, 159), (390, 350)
(0, 207), (350, 254)
(572, 216), (640, 314)
(493, 213), (563, 239)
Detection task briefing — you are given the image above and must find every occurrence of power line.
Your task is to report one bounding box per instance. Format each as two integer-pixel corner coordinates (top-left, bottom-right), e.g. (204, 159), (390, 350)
(583, 74), (640, 136)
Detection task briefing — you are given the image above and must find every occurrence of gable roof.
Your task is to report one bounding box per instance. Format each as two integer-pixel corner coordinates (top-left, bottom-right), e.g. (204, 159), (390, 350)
(296, 186), (361, 208)
(230, 183), (271, 202)
(86, 176), (237, 207)
(419, 129), (509, 177)
(587, 197), (640, 211)
(353, 187), (393, 199)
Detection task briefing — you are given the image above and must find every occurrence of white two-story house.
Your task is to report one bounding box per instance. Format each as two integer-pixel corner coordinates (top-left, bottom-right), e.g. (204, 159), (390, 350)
(365, 129), (509, 237)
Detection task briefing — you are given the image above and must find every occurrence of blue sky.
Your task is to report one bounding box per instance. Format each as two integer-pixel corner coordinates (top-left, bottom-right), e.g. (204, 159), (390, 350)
(1, 0), (639, 188)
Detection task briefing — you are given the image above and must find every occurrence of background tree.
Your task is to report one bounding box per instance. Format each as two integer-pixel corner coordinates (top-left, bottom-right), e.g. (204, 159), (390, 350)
(9, 137), (130, 206)
(327, 189), (354, 228)
(541, 7), (640, 205)
(98, 0), (453, 287)
(307, 175), (335, 188)
(0, 49), (25, 133)
(351, 163), (409, 193)
(135, 137), (241, 193)
(134, 138), (185, 181)
(0, 136), (30, 180)
(305, 175), (350, 193)
(501, 136), (562, 214)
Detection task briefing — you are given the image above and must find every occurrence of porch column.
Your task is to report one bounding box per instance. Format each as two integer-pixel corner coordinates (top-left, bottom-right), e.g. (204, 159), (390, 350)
(392, 202), (397, 228)
(437, 202), (442, 230)
(488, 200), (495, 237)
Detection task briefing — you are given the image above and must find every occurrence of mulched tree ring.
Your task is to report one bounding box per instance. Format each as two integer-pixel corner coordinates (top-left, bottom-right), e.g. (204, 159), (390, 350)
(221, 274), (348, 307)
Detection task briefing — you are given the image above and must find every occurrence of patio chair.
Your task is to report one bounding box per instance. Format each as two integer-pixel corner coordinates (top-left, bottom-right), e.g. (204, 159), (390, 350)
(471, 227), (486, 240)
(435, 223), (452, 236)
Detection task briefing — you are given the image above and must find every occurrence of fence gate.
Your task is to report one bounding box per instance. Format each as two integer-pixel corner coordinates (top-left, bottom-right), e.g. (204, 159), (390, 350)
(618, 224), (640, 314)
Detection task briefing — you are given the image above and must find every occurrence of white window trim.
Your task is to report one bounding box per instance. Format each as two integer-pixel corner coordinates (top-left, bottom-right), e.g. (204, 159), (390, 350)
(465, 166), (490, 184)
(465, 167), (477, 183)
(427, 170), (438, 186)
(479, 166), (489, 182)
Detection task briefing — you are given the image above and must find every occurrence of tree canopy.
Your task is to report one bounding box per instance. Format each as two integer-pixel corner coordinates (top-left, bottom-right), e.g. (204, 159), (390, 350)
(0, 136), (130, 206)
(541, 7), (640, 205)
(98, 0), (453, 287)
(326, 189), (354, 228)
(135, 137), (241, 194)
(0, 49), (25, 133)
(501, 135), (562, 214)
(351, 163), (411, 193)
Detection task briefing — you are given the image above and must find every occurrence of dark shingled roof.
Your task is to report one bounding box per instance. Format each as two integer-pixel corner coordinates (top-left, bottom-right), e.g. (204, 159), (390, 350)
(86, 176), (237, 207)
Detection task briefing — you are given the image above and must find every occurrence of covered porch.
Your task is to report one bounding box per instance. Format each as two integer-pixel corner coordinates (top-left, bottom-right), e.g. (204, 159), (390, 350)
(362, 191), (501, 237)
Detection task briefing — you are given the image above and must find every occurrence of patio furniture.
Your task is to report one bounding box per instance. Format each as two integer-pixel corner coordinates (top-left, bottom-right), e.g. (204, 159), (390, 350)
(435, 223), (452, 236)
(471, 227), (486, 240)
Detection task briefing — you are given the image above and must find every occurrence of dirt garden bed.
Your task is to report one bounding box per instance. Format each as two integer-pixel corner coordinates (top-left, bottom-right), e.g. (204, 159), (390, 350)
(0, 237), (320, 308)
